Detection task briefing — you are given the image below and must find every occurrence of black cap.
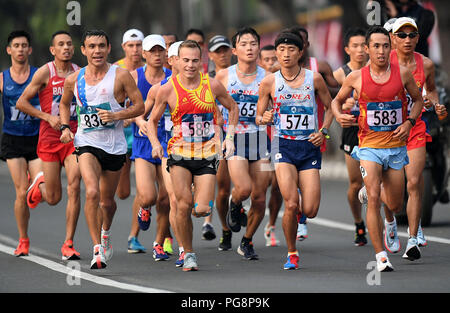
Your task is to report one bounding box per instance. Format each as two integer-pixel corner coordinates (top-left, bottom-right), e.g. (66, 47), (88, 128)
(208, 35), (232, 52)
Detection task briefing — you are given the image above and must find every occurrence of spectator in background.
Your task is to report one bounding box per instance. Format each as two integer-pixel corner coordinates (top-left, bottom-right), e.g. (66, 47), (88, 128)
(385, 0), (435, 56)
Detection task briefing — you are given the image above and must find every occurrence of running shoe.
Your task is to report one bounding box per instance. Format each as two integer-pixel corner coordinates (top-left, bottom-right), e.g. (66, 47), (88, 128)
(296, 221), (308, 241)
(239, 205), (248, 228)
(183, 252), (198, 271)
(61, 240), (81, 260)
(175, 251), (185, 267)
(137, 207), (151, 231)
(408, 225), (427, 247)
(201, 223), (216, 240)
(14, 238), (29, 257)
(384, 219), (400, 253)
(101, 229), (113, 261)
(402, 237), (421, 261)
(90, 244), (107, 269)
(226, 196), (242, 232)
(264, 223), (280, 247)
(26, 171), (44, 209)
(127, 237), (146, 254)
(153, 244), (170, 261)
(376, 254), (394, 272)
(163, 237), (173, 255)
(237, 240), (258, 260)
(354, 221), (368, 246)
(218, 230), (232, 251)
(284, 253), (300, 270)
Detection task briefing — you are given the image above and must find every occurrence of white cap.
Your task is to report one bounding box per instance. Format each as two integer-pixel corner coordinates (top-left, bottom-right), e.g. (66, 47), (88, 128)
(168, 41), (183, 58)
(383, 18), (397, 33)
(392, 17), (418, 33)
(143, 34), (166, 51)
(122, 29), (144, 44)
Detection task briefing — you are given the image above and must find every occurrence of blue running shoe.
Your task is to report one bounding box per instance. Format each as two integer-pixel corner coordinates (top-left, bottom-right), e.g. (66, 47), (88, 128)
(127, 237), (146, 254)
(284, 253), (300, 270)
(153, 244), (170, 261)
(138, 207), (151, 231)
(175, 251), (185, 267)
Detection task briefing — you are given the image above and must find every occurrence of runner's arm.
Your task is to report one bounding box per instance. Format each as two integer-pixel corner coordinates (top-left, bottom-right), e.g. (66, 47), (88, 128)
(423, 57), (446, 115)
(256, 74), (274, 125)
(147, 83), (169, 151)
(210, 77), (238, 138)
(319, 60), (340, 97)
(17, 66), (54, 123)
(331, 71), (359, 128)
(60, 72), (77, 143)
(402, 67), (424, 121)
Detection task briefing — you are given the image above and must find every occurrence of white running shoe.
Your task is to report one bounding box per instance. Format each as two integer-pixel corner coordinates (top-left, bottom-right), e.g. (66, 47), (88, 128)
(376, 254), (394, 272)
(101, 229), (113, 261)
(296, 222), (308, 241)
(384, 218), (401, 253)
(90, 244), (107, 269)
(264, 223), (280, 247)
(402, 236), (421, 261)
(408, 225), (427, 247)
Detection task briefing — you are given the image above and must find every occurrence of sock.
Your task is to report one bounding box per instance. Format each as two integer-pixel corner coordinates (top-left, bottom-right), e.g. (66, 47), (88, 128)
(288, 250), (299, 256)
(385, 217), (396, 226)
(376, 250), (388, 261)
(299, 214), (307, 224)
(153, 241), (160, 247)
(101, 228), (110, 236)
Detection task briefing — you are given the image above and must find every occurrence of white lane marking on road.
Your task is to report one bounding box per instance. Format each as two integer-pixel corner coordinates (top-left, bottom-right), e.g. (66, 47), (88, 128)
(0, 241), (172, 293)
(270, 210), (450, 245)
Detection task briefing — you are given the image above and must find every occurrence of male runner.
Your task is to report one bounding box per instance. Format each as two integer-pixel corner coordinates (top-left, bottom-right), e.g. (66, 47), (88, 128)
(377, 18), (447, 260)
(333, 28), (369, 246)
(257, 31), (333, 269)
(144, 41), (186, 266)
(0, 30), (41, 257)
(114, 29), (145, 203)
(215, 27), (271, 260)
(257, 43), (283, 247)
(147, 40), (238, 271)
(60, 30), (145, 269)
(130, 34), (172, 261)
(288, 26), (340, 240)
(185, 29), (208, 73)
(114, 29), (146, 253)
(258, 45), (279, 74)
(207, 35), (234, 248)
(16, 31), (82, 260)
(162, 33), (178, 70)
(332, 26), (424, 272)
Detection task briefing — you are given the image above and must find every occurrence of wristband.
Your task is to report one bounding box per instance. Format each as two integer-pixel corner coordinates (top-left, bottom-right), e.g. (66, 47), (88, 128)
(406, 118), (416, 127)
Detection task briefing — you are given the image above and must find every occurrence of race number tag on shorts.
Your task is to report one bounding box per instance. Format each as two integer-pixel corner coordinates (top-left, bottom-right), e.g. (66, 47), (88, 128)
(77, 102), (114, 133)
(181, 113), (215, 142)
(10, 104), (40, 121)
(279, 105), (315, 137)
(366, 101), (402, 132)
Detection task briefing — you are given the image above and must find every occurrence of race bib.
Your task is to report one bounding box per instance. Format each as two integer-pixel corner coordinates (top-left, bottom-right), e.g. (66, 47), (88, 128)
(51, 95), (77, 121)
(367, 101), (403, 132)
(77, 102), (115, 133)
(279, 105), (315, 137)
(181, 113), (215, 142)
(232, 94), (257, 123)
(164, 107), (173, 132)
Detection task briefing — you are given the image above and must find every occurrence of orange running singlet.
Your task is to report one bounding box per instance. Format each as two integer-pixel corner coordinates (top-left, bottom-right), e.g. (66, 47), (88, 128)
(168, 73), (220, 159)
(358, 62), (408, 149)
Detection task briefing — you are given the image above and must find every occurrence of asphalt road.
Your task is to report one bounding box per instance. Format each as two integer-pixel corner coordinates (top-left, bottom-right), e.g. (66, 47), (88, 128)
(0, 160), (449, 298)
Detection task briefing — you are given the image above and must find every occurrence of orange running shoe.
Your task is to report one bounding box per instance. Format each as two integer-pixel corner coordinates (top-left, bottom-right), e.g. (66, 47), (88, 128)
(61, 240), (81, 260)
(27, 172), (44, 209)
(14, 238), (30, 257)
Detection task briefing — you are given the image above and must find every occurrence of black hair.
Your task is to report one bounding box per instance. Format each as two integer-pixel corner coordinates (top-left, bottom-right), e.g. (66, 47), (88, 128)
(274, 32), (304, 51)
(343, 28), (366, 47)
(365, 26), (391, 46)
(288, 26), (308, 41)
(51, 30), (71, 46)
(260, 44), (275, 52)
(231, 26), (260, 48)
(7, 30), (31, 47)
(185, 28), (204, 41)
(179, 39), (202, 57)
(164, 33), (179, 41)
(81, 29), (110, 47)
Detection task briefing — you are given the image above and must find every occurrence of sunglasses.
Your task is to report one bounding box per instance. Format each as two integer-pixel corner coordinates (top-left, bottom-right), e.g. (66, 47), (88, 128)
(395, 32), (418, 39)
